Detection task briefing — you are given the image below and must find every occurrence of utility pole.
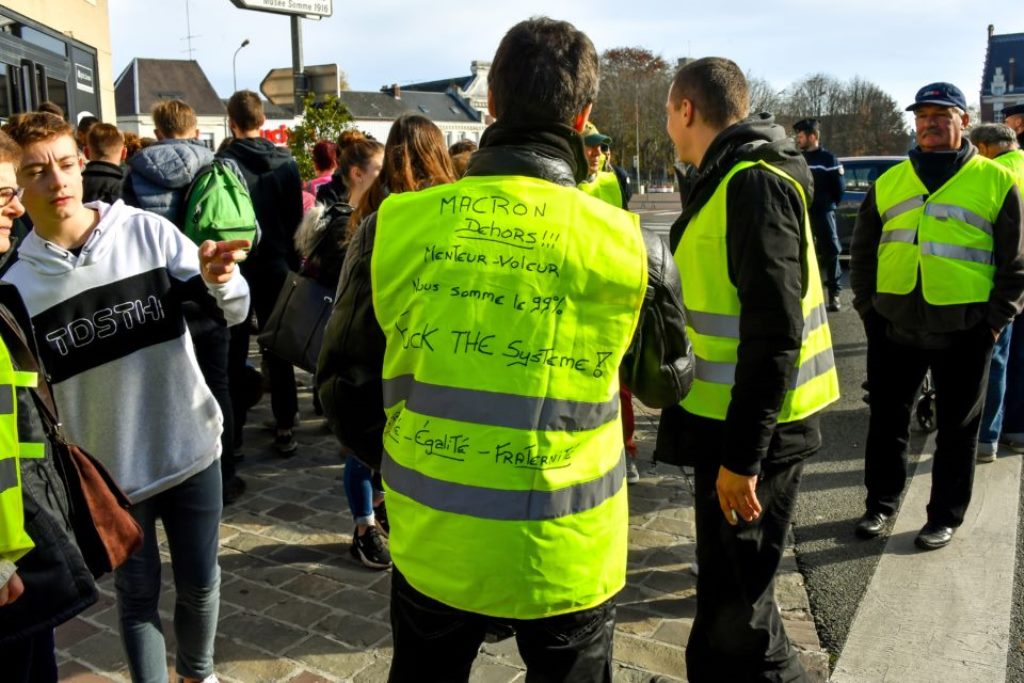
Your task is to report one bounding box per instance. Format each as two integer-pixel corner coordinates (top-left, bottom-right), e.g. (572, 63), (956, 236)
(290, 15), (307, 114)
(635, 84), (641, 193)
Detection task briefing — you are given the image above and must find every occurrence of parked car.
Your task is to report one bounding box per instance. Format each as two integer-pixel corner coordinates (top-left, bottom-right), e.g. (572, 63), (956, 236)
(836, 156), (905, 253)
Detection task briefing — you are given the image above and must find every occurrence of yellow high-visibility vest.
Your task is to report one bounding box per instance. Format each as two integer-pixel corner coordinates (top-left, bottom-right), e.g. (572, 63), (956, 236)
(993, 148), (1024, 188)
(579, 171), (623, 208)
(0, 336), (43, 565)
(674, 160), (839, 421)
(372, 174), (646, 618)
(875, 156), (1015, 304)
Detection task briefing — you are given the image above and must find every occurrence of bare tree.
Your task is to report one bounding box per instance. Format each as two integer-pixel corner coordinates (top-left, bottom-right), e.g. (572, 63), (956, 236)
(748, 74), (784, 115)
(595, 48), (676, 186)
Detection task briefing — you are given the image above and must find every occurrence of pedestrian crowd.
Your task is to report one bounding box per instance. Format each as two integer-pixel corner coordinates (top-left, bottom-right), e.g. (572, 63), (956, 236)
(0, 14), (1023, 683)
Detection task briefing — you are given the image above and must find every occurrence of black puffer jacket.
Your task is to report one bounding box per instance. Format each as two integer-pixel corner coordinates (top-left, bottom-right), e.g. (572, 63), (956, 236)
(658, 114), (822, 476)
(0, 279), (97, 645)
(318, 121), (693, 468)
(218, 137), (303, 270)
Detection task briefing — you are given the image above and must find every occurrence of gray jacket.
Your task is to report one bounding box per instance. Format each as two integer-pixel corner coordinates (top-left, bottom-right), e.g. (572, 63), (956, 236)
(122, 139), (243, 224)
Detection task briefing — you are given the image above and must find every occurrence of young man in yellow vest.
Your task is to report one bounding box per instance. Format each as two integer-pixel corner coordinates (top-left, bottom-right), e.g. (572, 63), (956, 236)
(968, 124), (1024, 464)
(850, 83), (1024, 550)
(662, 57), (839, 682)
(318, 16), (693, 682)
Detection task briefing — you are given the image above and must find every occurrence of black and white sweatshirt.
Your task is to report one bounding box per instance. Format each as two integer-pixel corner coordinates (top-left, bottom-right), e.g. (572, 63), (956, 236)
(2, 200), (250, 502)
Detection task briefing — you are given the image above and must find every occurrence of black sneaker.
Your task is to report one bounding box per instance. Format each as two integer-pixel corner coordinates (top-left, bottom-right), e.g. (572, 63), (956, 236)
(222, 475), (247, 505)
(374, 499), (389, 535)
(350, 526), (392, 569)
(274, 430), (298, 457)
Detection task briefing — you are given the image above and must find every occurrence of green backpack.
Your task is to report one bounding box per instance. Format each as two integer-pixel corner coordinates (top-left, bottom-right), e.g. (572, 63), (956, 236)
(180, 160), (259, 246)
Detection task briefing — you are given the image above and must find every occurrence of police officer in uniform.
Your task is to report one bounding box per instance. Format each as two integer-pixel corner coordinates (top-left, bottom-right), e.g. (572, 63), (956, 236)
(662, 58), (839, 681)
(794, 118), (845, 311)
(850, 82), (1024, 549)
(318, 17), (693, 682)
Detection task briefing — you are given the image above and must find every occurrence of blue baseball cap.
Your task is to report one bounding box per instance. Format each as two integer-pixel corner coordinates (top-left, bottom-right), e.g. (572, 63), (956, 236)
(906, 82), (967, 112)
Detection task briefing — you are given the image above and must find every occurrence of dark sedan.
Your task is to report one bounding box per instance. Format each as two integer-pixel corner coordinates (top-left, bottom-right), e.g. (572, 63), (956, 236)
(836, 156), (905, 253)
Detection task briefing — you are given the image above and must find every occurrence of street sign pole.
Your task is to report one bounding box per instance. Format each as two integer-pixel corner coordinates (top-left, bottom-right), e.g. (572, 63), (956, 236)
(290, 15), (306, 114)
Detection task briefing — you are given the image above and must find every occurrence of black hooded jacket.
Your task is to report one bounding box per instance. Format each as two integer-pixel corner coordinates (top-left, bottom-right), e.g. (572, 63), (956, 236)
(217, 137), (303, 269)
(659, 114), (822, 475)
(318, 121), (694, 469)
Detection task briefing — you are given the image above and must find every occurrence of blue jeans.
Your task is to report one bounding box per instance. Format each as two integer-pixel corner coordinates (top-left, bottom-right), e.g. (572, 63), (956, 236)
(343, 454), (376, 525)
(980, 323), (1014, 445)
(115, 462), (222, 683)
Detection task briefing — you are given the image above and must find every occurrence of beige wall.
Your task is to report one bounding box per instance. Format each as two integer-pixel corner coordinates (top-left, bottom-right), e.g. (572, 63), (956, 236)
(5, 0), (115, 121)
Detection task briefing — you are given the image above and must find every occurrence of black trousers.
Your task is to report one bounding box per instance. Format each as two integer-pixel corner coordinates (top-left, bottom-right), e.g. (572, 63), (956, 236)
(0, 629), (58, 683)
(687, 457), (809, 683)
(863, 317), (994, 526)
(811, 208), (842, 295)
(192, 324), (235, 485)
(388, 569), (615, 683)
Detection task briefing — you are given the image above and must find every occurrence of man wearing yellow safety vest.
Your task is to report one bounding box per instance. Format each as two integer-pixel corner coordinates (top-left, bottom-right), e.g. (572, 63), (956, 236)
(968, 124), (1024, 464)
(318, 16), (694, 682)
(0, 129), (97, 682)
(850, 82), (1024, 550)
(579, 122), (631, 209)
(660, 57), (839, 682)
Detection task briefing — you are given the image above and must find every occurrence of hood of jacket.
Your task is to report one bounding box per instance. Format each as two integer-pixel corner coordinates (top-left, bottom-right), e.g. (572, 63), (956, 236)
(220, 136), (294, 174)
(14, 200), (136, 276)
(671, 114), (812, 249)
(465, 120), (590, 186)
(126, 139), (213, 190)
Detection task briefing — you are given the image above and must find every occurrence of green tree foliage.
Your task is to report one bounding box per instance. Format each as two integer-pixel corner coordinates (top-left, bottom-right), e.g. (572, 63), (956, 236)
(287, 92), (353, 180)
(595, 47), (676, 186)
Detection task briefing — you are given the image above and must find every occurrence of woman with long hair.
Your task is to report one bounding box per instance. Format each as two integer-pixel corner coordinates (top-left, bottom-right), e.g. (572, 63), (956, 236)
(348, 114), (457, 239)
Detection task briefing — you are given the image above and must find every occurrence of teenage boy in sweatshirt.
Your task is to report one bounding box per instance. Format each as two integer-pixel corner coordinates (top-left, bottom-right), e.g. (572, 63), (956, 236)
(2, 112), (249, 683)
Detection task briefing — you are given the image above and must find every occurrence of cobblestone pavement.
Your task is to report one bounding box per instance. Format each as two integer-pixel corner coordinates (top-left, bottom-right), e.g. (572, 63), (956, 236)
(55, 378), (829, 682)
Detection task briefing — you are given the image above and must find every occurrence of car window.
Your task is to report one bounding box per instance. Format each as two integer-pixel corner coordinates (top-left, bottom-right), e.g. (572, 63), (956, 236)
(843, 160), (902, 192)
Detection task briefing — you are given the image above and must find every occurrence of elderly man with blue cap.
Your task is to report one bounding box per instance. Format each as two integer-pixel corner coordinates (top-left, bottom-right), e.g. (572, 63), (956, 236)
(849, 82), (1024, 549)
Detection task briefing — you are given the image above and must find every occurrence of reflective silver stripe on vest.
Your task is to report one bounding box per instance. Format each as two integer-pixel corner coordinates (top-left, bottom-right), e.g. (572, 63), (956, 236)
(924, 203), (994, 236)
(688, 306), (827, 343)
(696, 343), (834, 389)
(791, 348), (837, 388)
(685, 309), (740, 339)
(383, 375), (619, 432)
(920, 241), (994, 266)
(880, 228), (917, 245)
(803, 305), (828, 341)
(382, 449), (625, 521)
(693, 357), (735, 385)
(0, 457), (17, 494)
(881, 195), (926, 224)
(0, 385), (11, 415)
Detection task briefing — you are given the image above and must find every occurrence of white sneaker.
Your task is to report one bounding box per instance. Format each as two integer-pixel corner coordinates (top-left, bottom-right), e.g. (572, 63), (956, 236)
(977, 442), (997, 464)
(625, 459), (640, 484)
(690, 560), (699, 577)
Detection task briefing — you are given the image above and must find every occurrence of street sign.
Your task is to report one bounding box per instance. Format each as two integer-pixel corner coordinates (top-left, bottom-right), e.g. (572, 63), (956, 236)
(260, 67), (294, 106)
(229, 0), (333, 18)
(260, 63), (341, 105)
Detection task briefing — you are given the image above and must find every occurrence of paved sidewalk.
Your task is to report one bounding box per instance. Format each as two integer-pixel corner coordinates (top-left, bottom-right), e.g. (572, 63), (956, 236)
(55, 379), (829, 682)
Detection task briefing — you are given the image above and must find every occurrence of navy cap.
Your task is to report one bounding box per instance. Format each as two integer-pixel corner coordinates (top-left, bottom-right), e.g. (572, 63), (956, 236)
(793, 118), (819, 134)
(906, 82), (967, 111)
(1003, 103), (1024, 118)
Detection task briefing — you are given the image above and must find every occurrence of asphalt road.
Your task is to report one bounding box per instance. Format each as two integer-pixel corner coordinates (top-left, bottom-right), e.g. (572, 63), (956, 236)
(636, 203), (1024, 680)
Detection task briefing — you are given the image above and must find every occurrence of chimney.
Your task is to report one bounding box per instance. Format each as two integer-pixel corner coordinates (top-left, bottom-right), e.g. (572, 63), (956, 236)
(470, 60), (491, 77)
(391, 83), (401, 99)
(989, 24), (995, 39)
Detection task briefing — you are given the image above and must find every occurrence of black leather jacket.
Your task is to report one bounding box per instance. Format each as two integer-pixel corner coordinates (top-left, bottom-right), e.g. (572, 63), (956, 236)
(0, 279), (97, 644)
(317, 122), (693, 468)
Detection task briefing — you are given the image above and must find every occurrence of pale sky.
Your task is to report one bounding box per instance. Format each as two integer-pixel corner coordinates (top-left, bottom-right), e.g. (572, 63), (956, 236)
(109, 0), (1015, 112)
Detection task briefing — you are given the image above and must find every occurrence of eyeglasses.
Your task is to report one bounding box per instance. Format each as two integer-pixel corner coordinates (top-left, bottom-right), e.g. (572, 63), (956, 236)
(0, 187), (23, 208)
